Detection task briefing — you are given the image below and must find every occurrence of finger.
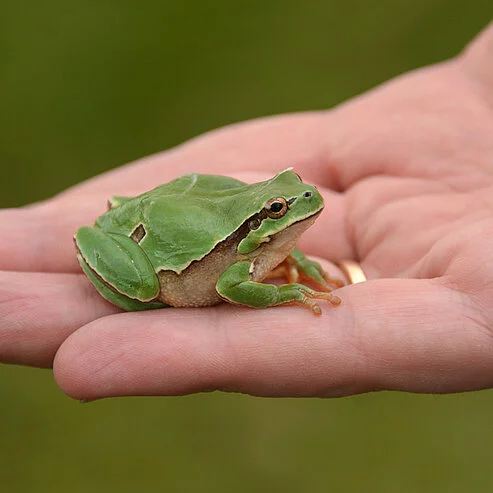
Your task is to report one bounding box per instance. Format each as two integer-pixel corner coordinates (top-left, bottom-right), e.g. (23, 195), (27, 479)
(345, 176), (463, 278)
(61, 112), (338, 198)
(0, 202), (106, 272)
(53, 277), (493, 400)
(0, 271), (119, 367)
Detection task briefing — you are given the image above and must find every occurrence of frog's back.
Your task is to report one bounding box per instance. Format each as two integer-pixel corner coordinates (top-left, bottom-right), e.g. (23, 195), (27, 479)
(139, 174), (252, 272)
(95, 171), (301, 274)
(95, 174), (246, 273)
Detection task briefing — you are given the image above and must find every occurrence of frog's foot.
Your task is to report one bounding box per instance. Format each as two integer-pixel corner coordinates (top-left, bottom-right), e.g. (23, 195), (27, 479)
(267, 249), (345, 291)
(217, 261), (341, 315)
(75, 226), (167, 311)
(277, 284), (341, 316)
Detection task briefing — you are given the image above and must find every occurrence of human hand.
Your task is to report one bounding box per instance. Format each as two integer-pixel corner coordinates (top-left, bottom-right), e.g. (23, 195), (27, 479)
(2, 24), (493, 399)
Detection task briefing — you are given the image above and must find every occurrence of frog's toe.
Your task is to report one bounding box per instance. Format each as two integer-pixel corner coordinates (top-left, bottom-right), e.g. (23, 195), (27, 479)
(296, 289), (342, 314)
(322, 272), (346, 289)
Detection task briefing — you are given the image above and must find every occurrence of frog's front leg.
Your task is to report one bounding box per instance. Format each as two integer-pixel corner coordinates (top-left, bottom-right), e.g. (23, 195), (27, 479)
(216, 261), (341, 315)
(267, 248), (345, 291)
(75, 226), (167, 311)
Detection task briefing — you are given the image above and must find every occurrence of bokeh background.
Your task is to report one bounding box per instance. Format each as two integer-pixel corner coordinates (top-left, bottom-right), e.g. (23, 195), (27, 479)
(2, 1), (493, 492)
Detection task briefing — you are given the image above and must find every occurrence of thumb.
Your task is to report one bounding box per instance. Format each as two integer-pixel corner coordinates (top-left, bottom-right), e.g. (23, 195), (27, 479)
(53, 277), (493, 400)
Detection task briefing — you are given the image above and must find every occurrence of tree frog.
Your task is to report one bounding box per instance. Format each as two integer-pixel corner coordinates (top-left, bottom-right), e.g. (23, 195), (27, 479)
(74, 169), (343, 315)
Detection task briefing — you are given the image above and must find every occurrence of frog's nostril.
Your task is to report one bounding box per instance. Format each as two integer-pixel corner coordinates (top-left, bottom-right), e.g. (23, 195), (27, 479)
(304, 191), (312, 198)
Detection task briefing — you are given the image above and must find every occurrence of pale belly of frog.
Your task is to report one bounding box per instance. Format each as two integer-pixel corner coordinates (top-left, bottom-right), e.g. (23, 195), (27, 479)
(156, 214), (318, 307)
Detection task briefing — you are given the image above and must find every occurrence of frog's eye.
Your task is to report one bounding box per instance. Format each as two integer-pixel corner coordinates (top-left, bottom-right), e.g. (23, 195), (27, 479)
(265, 197), (288, 219)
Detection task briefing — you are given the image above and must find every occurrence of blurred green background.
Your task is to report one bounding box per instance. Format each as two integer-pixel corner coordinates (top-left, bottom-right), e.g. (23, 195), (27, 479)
(1, 1), (493, 492)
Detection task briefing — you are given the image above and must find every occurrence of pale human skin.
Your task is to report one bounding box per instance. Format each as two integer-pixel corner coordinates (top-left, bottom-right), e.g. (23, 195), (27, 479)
(1, 24), (493, 400)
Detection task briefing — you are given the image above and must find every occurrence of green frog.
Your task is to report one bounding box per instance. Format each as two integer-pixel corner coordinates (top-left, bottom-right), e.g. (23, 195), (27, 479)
(74, 169), (343, 314)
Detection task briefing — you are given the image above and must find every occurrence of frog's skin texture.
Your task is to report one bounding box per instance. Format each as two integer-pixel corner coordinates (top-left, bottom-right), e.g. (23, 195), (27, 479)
(75, 170), (342, 314)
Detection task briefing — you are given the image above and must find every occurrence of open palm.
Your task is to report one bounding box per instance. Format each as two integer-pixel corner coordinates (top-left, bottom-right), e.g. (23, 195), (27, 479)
(2, 26), (493, 400)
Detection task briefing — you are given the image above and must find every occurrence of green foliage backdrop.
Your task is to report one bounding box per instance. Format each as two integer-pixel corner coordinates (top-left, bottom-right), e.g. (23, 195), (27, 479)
(1, 1), (493, 492)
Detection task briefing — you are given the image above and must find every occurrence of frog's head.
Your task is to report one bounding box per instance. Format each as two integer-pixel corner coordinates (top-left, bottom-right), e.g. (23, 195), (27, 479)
(237, 169), (324, 255)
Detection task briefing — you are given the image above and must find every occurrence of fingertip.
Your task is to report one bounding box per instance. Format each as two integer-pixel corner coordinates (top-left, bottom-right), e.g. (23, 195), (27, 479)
(53, 326), (100, 400)
(53, 309), (232, 400)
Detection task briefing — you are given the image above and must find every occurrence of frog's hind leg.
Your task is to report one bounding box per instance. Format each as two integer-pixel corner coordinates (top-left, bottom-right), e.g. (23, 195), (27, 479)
(75, 226), (168, 311)
(78, 255), (167, 311)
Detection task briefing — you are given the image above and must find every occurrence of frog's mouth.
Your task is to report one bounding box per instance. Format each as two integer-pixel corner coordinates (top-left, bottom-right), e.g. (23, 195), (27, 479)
(267, 208), (323, 244)
(275, 208), (323, 233)
(231, 206), (324, 257)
